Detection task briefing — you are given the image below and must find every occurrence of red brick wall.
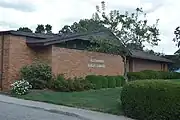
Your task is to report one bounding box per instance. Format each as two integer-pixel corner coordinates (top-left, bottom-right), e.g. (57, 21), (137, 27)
(131, 58), (167, 72)
(0, 35), (2, 90)
(32, 46), (52, 64)
(0, 35), (13, 90)
(6, 35), (52, 90)
(2, 35), (11, 90)
(52, 46), (124, 78)
(5, 35), (36, 90)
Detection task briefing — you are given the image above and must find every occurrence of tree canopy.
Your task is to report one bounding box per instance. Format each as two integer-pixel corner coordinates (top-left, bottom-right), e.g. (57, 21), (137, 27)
(59, 1), (160, 51)
(45, 24), (52, 34)
(59, 19), (107, 34)
(173, 26), (180, 47)
(18, 24), (52, 34)
(17, 27), (33, 33)
(93, 1), (160, 50)
(35, 24), (45, 33)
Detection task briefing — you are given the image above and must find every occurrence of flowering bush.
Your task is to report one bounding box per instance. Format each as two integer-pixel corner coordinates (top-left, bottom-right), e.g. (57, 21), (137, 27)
(11, 80), (32, 95)
(20, 62), (52, 89)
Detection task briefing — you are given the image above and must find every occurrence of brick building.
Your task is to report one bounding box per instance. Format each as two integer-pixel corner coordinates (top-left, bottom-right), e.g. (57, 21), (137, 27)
(0, 30), (172, 90)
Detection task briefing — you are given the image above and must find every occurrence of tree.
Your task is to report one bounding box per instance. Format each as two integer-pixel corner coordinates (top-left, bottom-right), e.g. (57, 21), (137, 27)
(144, 49), (164, 56)
(59, 25), (72, 34)
(45, 24), (52, 34)
(126, 43), (144, 51)
(165, 54), (180, 71)
(93, 1), (160, 49)
(173, 26), (180, 47)
(59, 19), (107, 34)
(17, 27), (33, 33)
(35, 24), (45, 33)
(92, 1), (161, 80)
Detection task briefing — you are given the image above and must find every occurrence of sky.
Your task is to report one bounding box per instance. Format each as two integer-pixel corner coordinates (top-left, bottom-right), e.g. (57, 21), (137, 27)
(0, 0), (179, 55)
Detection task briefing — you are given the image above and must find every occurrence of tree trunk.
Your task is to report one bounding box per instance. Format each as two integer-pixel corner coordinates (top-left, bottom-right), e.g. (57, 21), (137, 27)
(123, 55), (128, 82)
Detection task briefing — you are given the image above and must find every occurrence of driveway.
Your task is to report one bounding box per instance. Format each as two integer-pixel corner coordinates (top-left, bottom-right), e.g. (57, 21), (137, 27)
(0, 94), (133, 120)
(0, 101), (81, 120)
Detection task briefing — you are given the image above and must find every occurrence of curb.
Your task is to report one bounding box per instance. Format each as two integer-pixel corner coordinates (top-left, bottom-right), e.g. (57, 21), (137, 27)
(0, 99), (90, 120)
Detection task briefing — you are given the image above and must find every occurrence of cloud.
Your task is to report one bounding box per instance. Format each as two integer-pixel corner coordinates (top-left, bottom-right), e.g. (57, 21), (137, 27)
(0, 0), (179, 54)
(140, 0), (166, 13)
(0, 21), (19, 28)
(0, 0), (36, 12)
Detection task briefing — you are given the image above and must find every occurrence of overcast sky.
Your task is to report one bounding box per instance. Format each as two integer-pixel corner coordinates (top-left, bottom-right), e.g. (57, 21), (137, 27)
(0, 0), (179, 55)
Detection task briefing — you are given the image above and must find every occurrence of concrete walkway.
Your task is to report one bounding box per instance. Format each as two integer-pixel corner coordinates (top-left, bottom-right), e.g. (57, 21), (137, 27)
(0, 94), (133, 120)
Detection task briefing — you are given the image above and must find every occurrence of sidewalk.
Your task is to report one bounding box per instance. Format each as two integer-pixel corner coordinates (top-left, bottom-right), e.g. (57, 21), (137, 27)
(0, 94), (133, 120)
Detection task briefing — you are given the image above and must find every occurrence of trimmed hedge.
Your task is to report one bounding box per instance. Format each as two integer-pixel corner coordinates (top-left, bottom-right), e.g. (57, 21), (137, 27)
(85, 75), (125, 89)
(107, 76), (116, 88)
(102, 77), (108, 88)
(52, 75), (93, 92)
(127, 70), (180, 80)
(121, 80), (180, 120)
(85, 75), (103, 89)
(115, 76), (125, 87)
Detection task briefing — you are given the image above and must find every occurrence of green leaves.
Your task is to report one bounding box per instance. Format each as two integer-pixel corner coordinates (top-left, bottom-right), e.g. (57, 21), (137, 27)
(85, 75), (125, 89)
(35, 24), (52, 34)
(121, 80), (180, 120)
(94, 2), (160, 49)
(127, 70), (180, 81)
(59, 19), (107, 34)
(20, 62), (52, 89)
(173, 26), (180, 47)
(45, 24), (52, 33)
(52, 75), (93, 92)
(17, 27), (33, 33)
(87, 36), (125, 55)
(35, 24), (45, 33)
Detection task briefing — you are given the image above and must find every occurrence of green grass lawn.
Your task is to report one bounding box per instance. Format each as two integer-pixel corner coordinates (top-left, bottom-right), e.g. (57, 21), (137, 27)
(16, 79), (180, 116)
(170, 79), (180, 82)
(18, 88), (123, 115)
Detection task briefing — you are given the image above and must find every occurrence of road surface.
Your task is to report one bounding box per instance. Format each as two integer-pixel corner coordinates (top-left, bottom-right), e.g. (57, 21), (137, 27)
(0, 102), (82, 120)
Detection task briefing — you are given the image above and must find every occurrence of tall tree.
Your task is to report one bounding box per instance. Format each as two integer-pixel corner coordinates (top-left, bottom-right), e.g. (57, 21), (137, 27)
(59, 19), (107, 34)
(17, 27), (33, 33)
(45, 24), (52, 33)
(59, 25), (72, 34)
(35, 24), (45, 33)
(93, 1), (160, 49)
(173, 26), (180, 47)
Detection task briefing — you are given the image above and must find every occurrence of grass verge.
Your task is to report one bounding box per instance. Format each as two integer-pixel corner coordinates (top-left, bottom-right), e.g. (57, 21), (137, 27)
(17, 88), (123, 115)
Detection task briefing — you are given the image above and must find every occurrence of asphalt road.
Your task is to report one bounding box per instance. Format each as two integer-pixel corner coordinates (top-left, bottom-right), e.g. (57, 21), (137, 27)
(0, 102), (82, 120)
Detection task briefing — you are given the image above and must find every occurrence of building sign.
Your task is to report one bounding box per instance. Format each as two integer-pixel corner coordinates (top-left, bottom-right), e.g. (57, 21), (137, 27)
(88, 59), (105, 68)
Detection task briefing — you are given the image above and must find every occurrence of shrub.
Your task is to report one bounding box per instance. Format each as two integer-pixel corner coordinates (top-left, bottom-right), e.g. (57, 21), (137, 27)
(127, 72), (145, 80)
(115, 76), (125, 87)
(72, 77), (93, 91)
(11, 79), (32, 95)
(102, 77), (108, 88)
(86, 75), (125, 89)
(127, 70), (180, 80)
(85, 75), (103, 89)
(78, 78), (94, 90)
(107, 76), (116, 88)
(53, 74), (69, 92)
(141, 70), (159, 79)
(121, 80), (180, 120)
(52, 75), (93, 92)
(20, 62), (52, 89)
